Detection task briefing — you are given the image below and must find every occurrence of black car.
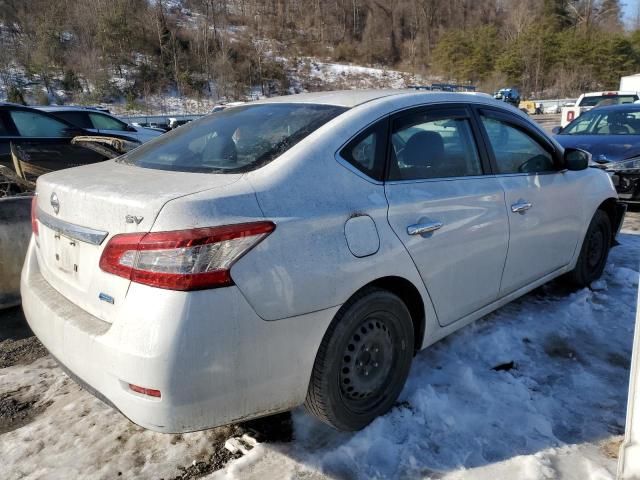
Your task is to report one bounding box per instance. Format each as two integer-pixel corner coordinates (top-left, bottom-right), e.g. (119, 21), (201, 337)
(0, 103), (139, 173)
(493, 88), (521, 107)
(553, 103), (640, 203)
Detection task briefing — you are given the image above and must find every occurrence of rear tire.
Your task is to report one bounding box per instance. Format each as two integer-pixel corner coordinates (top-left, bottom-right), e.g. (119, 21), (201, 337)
(304, 287), (414, 431)
(567, 210), (612, 287)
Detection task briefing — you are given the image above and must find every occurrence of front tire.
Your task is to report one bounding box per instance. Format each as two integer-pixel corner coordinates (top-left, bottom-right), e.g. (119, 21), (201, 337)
(304, 287), (414, 431)
(567, 210), (612, 287)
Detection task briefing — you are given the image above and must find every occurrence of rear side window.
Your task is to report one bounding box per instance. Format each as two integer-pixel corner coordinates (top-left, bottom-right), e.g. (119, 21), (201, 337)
(481, 117), (555, 174)
(339, 120), (387, 180)
(10, 110), (69, 137)
(121, 104), (347, 173)
(89, 112), (128, 131)
(0, 116), (10, 136)
(389, 111), (482, 181)
(51, 111), (93, 129)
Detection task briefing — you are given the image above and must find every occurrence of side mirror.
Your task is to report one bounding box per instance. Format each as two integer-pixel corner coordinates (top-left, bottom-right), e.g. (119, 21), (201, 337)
(564, 148), (590, 171)
(126, 125), (137, 132)
(551, 126), (562, 135)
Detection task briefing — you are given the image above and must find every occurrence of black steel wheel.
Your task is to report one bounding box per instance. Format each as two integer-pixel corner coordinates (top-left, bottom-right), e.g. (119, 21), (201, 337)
(567, 210), (612, 287)
(304, 287), (414, 431)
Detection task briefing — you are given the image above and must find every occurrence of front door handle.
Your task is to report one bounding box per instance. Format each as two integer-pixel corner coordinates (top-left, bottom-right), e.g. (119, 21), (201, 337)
(511, 201), (533, 214)
(407, 221), (443, 236)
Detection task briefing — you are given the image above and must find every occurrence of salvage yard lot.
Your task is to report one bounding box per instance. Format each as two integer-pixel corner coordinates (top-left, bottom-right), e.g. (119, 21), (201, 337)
(1, 211), (639, 480)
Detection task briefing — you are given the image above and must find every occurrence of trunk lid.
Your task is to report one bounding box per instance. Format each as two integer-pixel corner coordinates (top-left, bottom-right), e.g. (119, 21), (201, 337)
(34, 160), (243, 323)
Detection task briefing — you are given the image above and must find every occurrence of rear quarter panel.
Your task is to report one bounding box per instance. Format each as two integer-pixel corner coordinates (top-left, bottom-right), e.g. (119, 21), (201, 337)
(232, 104), (438, 340)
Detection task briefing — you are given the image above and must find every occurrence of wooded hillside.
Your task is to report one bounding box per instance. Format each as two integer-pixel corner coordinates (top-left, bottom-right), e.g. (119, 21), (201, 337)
(0, 0), (638, 106)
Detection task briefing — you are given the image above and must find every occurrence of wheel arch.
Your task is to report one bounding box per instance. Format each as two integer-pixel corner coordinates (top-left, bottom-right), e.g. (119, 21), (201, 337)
(596, 197), (624, 238)
(352, 276), (426, 354)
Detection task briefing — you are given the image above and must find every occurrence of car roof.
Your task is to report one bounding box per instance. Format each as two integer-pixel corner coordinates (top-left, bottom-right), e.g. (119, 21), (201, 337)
(38, 106), (111, 113)
(581, 91), (638, 97)
(0, 102), (77, 124)
(253, 89), (498, 108)
(0, 102), (51, 111)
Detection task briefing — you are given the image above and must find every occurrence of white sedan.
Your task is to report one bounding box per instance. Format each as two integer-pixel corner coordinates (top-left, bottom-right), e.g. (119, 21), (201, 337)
(22, 90), (625, 432)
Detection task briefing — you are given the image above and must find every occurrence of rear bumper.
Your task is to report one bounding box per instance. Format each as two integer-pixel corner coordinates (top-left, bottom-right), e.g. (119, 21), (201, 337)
(21, 238), (336, 432)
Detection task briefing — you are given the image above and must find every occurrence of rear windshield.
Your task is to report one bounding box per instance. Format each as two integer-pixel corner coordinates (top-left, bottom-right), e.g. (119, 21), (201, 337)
(119, 103), (347, 173)
(579, 95), (638, 107)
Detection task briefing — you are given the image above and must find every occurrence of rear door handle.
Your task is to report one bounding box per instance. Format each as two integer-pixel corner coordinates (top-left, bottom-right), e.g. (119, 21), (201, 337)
(407, 221), (443, 236)
(511, 201), (532, 214)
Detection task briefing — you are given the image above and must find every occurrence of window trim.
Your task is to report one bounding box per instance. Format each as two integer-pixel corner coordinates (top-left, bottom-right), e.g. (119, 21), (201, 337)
(7, 108), (75, 139)
(473, 107), (563, 175)
(89, 112), (129, 131)
(51, 111), (93, 129)
(0, 111), (18, 136)
(335, 118), (389, 184)
(384, 104), (490, 182)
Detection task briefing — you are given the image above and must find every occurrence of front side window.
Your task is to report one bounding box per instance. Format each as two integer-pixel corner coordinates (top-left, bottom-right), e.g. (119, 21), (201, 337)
(121, 103), (347, 173)
(389, 111), (482, 181)
(10, 110), (69, 137)
(481, 116), (555, 174)
(89, 112), (128, 131)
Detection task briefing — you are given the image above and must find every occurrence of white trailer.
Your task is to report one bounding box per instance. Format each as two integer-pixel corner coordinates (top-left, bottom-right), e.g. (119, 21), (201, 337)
(618, 285), (640, 478)
(620, 73), (640, 93)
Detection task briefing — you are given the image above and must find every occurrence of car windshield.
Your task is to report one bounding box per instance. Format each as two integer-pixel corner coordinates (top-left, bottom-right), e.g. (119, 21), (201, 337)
(578, 95), (638, 107)
(562, 109), (640, 135)
(119, 103), (347, 173)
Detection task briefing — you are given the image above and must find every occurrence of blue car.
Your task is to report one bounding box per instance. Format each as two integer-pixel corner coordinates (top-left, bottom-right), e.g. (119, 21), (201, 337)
(554, 104), (640, 203)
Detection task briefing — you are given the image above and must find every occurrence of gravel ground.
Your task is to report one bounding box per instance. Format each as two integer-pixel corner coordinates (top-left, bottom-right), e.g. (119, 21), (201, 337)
(0, 209), (637, 479)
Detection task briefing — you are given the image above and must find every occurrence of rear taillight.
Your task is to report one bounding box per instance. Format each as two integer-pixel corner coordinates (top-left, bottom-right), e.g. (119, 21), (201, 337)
(31, 195), (39, 236)
(99, 222), (275, 291)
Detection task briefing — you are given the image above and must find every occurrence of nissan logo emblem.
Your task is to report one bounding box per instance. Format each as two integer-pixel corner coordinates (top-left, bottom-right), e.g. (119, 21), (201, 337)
(50, 192), (60, 214)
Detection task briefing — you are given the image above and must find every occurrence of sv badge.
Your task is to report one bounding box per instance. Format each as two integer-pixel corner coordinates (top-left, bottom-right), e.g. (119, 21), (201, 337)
(125, 215), (144, 225)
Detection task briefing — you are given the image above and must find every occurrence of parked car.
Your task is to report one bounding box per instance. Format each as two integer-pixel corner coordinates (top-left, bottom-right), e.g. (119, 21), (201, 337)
(132, 121), (171, 132)
(0, 103), (137, 172)
(493, 88), (521, 106)
(543, 101), (576, 115)
(560, 91), (639, 127)
(553, 104), (640, 204)
(553, 104), (640, 164)
(607, 158), (640, 204)
(22, 90), (624, 434)
(211, 101), (245, 114)
(39, 106), (162, 143)
(553, 104), (640, 203)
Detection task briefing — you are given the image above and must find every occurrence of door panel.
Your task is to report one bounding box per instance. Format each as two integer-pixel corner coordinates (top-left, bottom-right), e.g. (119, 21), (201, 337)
(385, 106), (508, 327)
(498, 173), (581, 293)
(386, 178), (509, 326)
(476, 110), (582, 294)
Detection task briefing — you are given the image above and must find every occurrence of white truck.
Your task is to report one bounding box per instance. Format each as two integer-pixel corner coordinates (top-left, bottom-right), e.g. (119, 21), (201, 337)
(560, 91), (639, 128)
